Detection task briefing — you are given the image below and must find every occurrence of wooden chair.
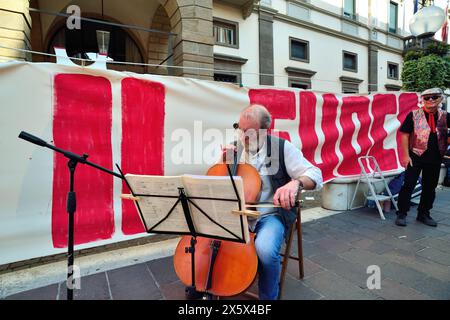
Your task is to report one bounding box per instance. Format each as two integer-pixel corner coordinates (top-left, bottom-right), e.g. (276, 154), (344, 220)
(278, 199), (304, 299)
(244, 198), (304, 300)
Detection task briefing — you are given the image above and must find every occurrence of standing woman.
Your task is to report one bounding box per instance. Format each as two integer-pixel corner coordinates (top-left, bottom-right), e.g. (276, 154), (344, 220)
(396, 88), (450, 227)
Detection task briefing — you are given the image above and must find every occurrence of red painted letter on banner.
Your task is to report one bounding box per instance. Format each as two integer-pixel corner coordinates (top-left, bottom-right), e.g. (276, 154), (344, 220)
(337, 96), (371, 176)
(121, 78), (165, 235)
(298, 91), (319, 170)
(248, 89), (296, 141)
(318, 94), (340, 182)
(369, 94), (398, 171)
(52, 74), (114, 248)
(397, 93), (419, 160)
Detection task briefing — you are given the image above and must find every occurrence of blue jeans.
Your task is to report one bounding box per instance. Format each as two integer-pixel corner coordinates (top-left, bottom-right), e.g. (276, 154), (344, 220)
(254, 214), (285, 300)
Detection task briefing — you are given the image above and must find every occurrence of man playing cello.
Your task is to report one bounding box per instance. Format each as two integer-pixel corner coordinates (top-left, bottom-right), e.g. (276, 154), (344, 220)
(222, 104), (323, 300)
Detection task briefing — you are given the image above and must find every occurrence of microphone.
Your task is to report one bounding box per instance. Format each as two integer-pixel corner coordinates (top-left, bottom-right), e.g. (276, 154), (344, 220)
(18, 131), (49, 147)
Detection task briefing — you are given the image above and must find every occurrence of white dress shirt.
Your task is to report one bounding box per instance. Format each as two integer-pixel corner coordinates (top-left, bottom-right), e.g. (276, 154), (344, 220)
(241, 139), (323, 230)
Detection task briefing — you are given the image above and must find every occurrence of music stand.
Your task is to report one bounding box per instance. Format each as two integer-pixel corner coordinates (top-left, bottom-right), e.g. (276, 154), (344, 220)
(119, 164), (254, 298)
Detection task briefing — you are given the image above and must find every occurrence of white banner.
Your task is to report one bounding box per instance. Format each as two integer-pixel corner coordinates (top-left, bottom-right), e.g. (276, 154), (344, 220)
(0, 62), (417, 264)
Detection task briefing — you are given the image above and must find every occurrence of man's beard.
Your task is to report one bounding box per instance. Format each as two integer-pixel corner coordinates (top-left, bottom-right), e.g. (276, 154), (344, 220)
(244, 135), (265, 154)
(246, 140), (259, 153)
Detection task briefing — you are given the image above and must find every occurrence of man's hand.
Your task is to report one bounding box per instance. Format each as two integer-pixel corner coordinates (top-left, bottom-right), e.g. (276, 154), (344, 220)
(399, 133), (411, 169)
(274, 180), (301, 210)
(400, 155), (412, 169)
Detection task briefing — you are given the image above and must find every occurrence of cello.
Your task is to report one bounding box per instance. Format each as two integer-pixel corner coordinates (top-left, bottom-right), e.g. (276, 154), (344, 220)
(173, 142), (262, 299)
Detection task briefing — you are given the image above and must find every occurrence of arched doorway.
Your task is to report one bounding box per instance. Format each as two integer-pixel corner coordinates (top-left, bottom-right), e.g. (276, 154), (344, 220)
(147, 4), (172, 75)
(31, 0), (214, 79)
(46, 16), (146, 74)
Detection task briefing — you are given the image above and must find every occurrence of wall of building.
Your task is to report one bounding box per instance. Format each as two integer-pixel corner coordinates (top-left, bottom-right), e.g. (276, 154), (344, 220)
(270, 0), (370, 41)
(26, 0), (216, 80)
(212, 0), (424, 93)
(212, 1), (260, 86)
(35, 0), (160, 60)
(378, 48), (403, 90)
(0, 0), (32, 61)
(3, 0), (448, 88)
(273, 19), (369, 92)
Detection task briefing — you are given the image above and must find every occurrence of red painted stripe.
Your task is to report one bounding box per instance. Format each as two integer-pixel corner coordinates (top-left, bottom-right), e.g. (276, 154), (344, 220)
(121, 78), (165, 235)
(52, 74), (114, 248)
(337, 96), (372, 176)
(397, 93), (419, 160)
(319, 94), (340, 182)
(248, 89), (296, 141)
(369, 94), (398, 171)
(298, 91), (319, 165)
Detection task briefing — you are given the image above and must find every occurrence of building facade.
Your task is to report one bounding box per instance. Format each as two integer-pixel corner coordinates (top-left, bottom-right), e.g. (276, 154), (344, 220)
(0, 0), (448, 94)
(0, 0), (216, 79)
(213, 0), (423, 93)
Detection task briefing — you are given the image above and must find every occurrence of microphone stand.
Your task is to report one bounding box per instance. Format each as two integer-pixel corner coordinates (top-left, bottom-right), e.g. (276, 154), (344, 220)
(18, 131), (123, 300)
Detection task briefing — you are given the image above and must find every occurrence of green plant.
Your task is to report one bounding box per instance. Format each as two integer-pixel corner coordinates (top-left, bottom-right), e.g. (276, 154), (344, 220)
(401, 54), (450, 92)
(403, 49), (425, 61)
(425, 42), (450, 57)
(401, 59), (419, 91)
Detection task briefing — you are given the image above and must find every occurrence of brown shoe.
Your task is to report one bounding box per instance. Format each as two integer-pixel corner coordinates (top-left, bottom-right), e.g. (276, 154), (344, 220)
(395, 213), (407, 227)
(416, 214), (437, 227)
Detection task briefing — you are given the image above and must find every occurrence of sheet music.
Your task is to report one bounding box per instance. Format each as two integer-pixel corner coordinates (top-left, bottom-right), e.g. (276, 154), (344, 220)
(125, 174), (189, 233)
(124, 174), (249, 243)
(182, 175), (249, 243)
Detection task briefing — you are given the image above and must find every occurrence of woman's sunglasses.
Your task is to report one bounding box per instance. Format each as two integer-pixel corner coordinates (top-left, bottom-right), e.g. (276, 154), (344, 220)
(423, 95), (441, 101)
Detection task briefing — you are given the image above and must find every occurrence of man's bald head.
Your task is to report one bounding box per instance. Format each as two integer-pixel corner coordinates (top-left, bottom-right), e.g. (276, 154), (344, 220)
(239, 104), (272, 129)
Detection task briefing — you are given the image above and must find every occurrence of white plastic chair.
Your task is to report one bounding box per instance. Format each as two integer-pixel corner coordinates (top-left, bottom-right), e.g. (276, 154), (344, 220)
(349, 156), (398, 220)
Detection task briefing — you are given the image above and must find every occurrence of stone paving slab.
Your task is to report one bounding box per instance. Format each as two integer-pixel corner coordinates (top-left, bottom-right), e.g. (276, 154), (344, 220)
(107, 263), (162, 300)
(411, 276), (450, 300)
(380, 261), (429, 287)
(5, 283), (58, 300)
(375, 278), (431, 300)
(308, 252), (371, 288)
(302, 270), (378, 300)
(281, 274), (323, 300)
(59, 272), (111, 300)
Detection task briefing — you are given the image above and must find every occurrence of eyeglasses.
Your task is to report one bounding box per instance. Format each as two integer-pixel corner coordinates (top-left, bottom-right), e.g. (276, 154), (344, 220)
(423, 95), (441, 101)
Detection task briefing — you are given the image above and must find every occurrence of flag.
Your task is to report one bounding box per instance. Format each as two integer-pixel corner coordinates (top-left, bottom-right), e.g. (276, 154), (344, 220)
(442, 3), (449, 43)
(414, 0), (419, 14)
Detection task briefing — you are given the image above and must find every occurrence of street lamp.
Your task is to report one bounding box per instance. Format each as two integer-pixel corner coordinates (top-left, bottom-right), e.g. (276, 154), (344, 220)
(409, 5), (446, 46)
(96, 30), (110, 55)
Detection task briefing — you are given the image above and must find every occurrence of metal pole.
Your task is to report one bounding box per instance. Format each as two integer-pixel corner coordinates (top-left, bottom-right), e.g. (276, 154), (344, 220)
(67, 160), (77, 300)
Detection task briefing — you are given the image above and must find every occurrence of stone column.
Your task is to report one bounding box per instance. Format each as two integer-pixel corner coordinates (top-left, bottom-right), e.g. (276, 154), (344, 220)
(167, 0), (214, 80)
(0, 0), (32, 61)
(258, 7), (276, 86)
(368, 43), (378, 93)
